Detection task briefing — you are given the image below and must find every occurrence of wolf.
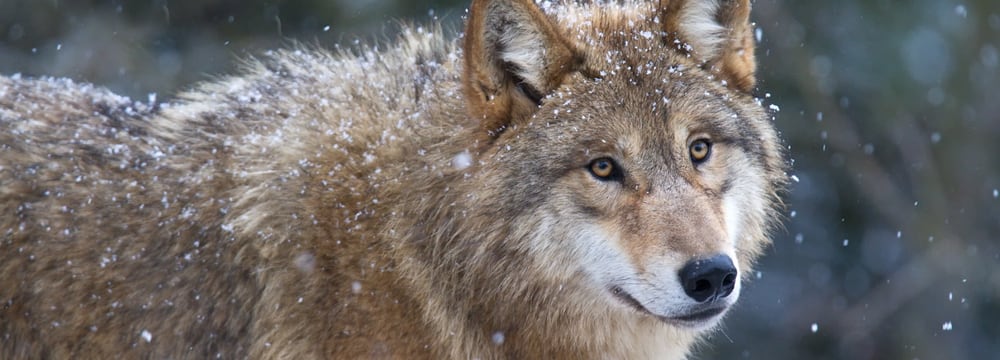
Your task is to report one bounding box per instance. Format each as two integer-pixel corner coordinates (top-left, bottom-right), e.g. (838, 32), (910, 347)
(0, 0), (785, 358)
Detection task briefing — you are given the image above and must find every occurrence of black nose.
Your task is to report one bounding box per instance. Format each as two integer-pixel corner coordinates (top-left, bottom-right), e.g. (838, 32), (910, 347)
(678, 254), (738, 303)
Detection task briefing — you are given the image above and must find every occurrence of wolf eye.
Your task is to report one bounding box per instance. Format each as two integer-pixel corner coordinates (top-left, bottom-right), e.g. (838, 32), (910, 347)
(588, 157), (621, 181)
(689, 139), (712, 163)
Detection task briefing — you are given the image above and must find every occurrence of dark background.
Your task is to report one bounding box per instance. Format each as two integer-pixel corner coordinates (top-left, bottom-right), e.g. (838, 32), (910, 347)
(2, 0), (997, 358)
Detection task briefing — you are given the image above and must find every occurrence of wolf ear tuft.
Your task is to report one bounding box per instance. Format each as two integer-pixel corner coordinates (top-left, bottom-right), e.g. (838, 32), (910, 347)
(463, 0), (581, 137)
(659, 0), (757, 92)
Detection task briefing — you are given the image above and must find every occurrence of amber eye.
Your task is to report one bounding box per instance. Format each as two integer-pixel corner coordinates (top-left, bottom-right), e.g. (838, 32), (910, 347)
(690, 139), (712, 163)
(588, 157), (620, 181)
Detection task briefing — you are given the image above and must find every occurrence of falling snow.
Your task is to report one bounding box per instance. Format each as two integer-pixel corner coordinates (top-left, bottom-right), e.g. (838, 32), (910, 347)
(491, 331), (506, 345)
(954, 5), (967, 18)
(295, 252), (316, 273)
(452, 151), (473, 170)
(0, 1), (995, 359)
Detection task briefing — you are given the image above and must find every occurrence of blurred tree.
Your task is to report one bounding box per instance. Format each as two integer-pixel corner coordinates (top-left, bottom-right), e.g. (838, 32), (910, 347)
(0, 0), (467, 97)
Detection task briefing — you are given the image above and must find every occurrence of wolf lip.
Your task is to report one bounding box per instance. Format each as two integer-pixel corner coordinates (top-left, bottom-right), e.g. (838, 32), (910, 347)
(610, 286), (649, 314)
(668, 307), (727, 323)
(610, 286), (727, 326)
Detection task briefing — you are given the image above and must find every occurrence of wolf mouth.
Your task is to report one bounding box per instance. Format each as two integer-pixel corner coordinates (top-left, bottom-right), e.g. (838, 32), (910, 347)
(669, 306), (727, 323)
(610, 286), (727, 326)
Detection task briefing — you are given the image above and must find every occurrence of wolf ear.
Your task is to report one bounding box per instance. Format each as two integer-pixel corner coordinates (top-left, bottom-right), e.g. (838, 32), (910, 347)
(659, 0), (758, 92)
(463, 0), (581, 137)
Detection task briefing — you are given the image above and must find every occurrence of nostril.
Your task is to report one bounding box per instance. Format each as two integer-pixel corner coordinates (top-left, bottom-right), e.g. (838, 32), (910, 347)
(678, 254), (738, 303)
(694, 279), (712, 293)
(722, 273), (736, 287)
(720, 272), (737, 298)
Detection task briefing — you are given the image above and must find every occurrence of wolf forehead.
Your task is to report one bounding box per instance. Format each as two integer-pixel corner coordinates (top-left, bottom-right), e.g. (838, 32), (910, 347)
(485, 4), (767, 141)
(548, 1), (752, 79)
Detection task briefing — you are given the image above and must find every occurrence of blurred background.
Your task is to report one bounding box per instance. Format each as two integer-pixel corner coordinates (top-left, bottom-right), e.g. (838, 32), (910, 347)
(1, 0), (997, 358)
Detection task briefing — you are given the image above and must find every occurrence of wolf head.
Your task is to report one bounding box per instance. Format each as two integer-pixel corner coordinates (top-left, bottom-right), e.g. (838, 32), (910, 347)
(457, 0), (785, 332)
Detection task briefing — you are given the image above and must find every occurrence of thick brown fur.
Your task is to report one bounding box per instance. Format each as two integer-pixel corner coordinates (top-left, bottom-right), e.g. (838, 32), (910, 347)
(1, 1), (785, 359)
